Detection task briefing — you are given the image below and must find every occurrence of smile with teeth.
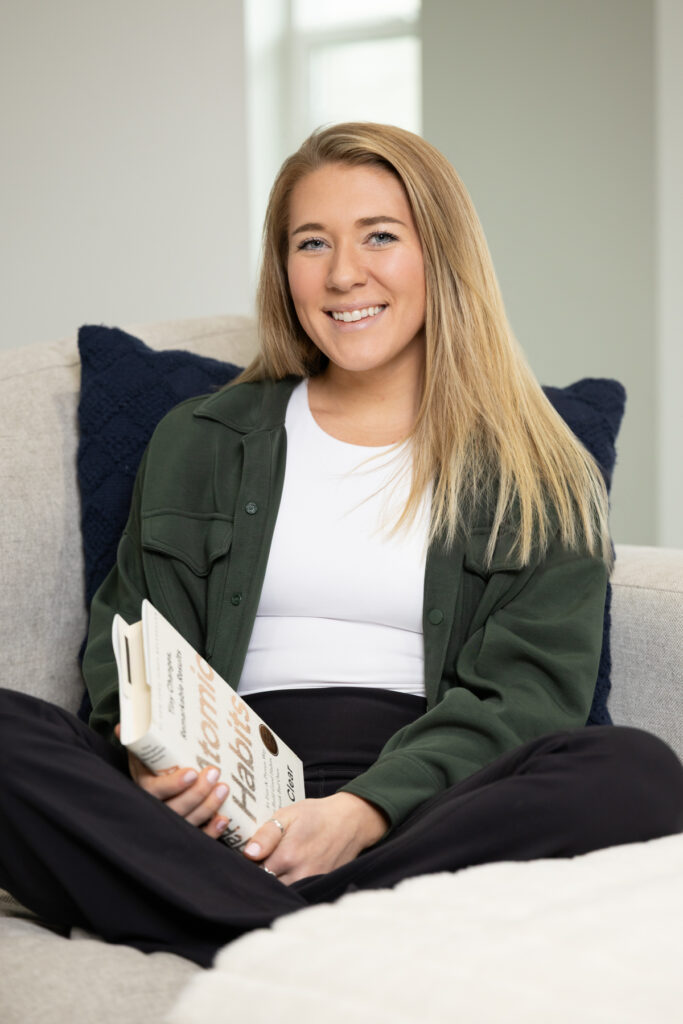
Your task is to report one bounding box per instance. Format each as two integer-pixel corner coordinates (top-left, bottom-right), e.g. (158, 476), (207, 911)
(328, 305), (386, 322)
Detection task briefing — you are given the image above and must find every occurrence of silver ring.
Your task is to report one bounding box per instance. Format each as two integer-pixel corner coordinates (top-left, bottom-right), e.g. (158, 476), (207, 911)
(268, 817), (286, 836)
(262, 865), (277, 877)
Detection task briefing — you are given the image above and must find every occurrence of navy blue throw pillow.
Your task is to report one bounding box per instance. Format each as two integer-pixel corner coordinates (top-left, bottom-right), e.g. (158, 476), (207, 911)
(542, 378), (626, 726)
(76, 324), (625, 727)
(78, 325), (241, 609)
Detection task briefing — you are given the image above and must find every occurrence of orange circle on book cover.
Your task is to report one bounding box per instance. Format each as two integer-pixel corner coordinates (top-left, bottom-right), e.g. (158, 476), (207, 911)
(259, 724), (279, 756)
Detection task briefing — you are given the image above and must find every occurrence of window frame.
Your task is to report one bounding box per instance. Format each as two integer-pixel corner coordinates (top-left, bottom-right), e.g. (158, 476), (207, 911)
(287, 5), (422, 149)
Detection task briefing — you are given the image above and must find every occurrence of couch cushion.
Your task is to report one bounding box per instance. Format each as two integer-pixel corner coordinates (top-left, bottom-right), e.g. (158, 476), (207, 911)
(0, 892), (197, 1024)
(610, 544), (683, 760)
(76, 325), (625, 725)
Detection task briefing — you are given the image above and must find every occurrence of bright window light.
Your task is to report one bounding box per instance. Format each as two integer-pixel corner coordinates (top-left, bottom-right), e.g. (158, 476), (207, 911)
(307, 36), (421, 135)
(294, 0), (419, 30)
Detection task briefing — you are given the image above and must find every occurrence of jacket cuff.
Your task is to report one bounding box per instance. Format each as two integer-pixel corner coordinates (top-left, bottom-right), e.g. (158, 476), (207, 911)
(337, 752), (446, 830)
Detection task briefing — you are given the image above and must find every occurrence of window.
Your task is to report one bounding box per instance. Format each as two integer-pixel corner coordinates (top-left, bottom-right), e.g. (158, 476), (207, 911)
(290, 0), (421, 142)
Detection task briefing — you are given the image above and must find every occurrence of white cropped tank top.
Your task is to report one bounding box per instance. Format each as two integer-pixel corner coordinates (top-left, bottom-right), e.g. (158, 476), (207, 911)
(237, 380), (430, 698)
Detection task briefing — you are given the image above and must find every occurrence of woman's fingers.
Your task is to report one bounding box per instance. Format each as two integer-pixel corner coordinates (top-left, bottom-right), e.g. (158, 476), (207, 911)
(128, 756), (229, 826)
(242, 794), (388, 884)
(118, 721), (231, 839)
(243, 817), (287, 863)
(169, 773), (230, 826)
(129, 759), (198, 800)
(202, 814), (231, 839)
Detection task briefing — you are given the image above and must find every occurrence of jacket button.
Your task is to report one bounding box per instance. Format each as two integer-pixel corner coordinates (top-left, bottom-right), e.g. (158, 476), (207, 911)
(231, 593), (243, 606)
(428, 608), (444, 625)
(245, 502), (258, 515)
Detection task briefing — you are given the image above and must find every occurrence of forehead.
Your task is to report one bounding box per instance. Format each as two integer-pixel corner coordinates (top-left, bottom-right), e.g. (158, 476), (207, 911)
(287, 162), (413, 229)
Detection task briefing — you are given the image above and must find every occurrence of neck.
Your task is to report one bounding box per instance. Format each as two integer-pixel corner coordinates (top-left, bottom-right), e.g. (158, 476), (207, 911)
(308, 360), (423, 447)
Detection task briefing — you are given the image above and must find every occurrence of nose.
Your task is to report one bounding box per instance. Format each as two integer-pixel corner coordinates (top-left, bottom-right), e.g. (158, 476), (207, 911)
(326, 241), (367, 291)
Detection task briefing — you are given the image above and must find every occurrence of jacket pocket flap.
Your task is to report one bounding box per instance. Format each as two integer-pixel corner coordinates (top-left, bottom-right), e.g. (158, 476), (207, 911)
(141, 512), (233, 576)
(463, 529), (520, 576)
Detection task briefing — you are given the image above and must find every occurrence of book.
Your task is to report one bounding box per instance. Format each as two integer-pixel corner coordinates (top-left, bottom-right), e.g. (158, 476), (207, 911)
(112, 599), (305, 852)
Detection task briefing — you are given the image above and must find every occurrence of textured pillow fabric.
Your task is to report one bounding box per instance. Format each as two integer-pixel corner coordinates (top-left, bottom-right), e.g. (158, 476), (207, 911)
(542, 379), (626, 725)
(78, 325), (241, 608)
(76, 324), (625, 727)
(542, 379), (625, 493)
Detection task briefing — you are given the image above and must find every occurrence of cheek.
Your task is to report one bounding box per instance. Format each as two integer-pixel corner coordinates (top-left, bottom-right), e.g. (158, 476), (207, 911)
(381, 250), (425, 289)
(287, 267), (321, 340)
(393, 256), (426, 318)
(286, 262), (301, 304)
(287, 262), (319, 317)
(410, 255), (427, 315)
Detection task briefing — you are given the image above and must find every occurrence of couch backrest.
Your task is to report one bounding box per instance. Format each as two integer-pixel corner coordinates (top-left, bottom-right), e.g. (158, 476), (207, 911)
(610, 545), (683, 760)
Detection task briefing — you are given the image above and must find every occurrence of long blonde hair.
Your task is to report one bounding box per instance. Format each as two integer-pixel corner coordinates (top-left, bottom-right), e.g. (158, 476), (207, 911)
(236, 122), (611, 568)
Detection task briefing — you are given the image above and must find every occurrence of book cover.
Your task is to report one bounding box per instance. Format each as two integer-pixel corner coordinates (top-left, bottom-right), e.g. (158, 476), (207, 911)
(112, 600), (305, 851)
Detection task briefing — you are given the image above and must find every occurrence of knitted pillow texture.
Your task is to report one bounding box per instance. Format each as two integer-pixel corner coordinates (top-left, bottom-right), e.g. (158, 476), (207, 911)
(78, 325), (241, 608)
(542, 379), (626, 725)
(76, 324), (625, 726)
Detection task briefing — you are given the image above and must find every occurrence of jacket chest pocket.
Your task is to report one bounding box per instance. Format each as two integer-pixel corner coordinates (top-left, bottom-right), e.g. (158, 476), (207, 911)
(461, 529), (525, 634)
(463, 529), (520, 577)
(141, 511), (234, 656)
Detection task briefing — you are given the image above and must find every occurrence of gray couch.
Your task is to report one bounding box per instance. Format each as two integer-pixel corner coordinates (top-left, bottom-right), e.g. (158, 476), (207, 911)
(1, 316), (682, 1024)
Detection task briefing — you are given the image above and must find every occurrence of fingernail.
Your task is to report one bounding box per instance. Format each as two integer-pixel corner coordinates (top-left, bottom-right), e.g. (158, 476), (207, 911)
(244, 842), (261, 857)
(215, 818), (228, 834)
(206, 768), (220, 784)
(183, 770), (198, 784)
(214, 784), (229, 802)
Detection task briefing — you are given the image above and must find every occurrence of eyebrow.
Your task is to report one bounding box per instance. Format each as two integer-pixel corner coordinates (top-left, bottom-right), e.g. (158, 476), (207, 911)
(291, 215), (407, 236)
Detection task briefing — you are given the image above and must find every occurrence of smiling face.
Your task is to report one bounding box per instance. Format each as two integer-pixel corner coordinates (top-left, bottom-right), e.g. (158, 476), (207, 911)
(286, 162), (426, 386)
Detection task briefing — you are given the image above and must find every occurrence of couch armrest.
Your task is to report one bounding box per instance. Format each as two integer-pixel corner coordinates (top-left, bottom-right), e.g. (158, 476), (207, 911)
(609, 544), (683, 762)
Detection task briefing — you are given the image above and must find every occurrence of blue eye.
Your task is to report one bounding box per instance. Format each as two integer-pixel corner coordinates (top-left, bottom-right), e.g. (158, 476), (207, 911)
(369, 231), (398, 246)
(297, 237), (326, 251)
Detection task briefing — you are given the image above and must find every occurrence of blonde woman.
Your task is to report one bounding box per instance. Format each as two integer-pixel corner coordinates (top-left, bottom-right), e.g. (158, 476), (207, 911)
(1, 124), (681, 965)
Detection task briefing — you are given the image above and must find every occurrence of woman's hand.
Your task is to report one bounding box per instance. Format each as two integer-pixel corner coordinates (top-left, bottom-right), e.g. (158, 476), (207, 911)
(115, 724), (230, 839)
(242, 792), (389, 885)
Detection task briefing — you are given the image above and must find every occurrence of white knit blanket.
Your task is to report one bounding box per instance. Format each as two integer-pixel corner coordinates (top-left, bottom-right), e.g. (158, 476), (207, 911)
(168, 834), (683, 1024)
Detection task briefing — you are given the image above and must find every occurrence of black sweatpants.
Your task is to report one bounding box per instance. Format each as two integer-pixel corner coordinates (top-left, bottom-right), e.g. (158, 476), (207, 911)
(0, 686), (682, 968)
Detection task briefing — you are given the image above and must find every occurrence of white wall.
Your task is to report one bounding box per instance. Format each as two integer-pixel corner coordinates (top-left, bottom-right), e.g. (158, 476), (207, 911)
(422, 0), (656, 545)
(657, 0), (683, 548)
(0, 0), (250, 350)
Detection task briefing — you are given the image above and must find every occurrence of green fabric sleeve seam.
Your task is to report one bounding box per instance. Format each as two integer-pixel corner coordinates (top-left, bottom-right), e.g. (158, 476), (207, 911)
(338, 780), (401, 827)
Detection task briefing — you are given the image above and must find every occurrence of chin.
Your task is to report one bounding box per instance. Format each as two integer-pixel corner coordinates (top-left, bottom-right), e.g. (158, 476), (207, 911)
(328, 355), (391, 375)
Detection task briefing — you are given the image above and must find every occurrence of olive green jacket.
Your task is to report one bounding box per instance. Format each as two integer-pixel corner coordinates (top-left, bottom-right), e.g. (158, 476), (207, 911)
(83, 377), (608, 829)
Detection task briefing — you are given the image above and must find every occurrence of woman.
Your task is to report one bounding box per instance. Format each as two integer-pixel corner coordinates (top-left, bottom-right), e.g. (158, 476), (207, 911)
(1, 123), (682, 964)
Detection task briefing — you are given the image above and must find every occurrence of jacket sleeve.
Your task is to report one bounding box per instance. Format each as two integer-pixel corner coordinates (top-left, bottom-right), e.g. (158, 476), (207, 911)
(81, 449), (151, 743)
(339, 535), (609, 829)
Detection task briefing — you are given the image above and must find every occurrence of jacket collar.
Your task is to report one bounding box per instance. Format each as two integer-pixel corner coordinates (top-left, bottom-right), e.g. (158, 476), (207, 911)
(192, 376), (303, 433)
